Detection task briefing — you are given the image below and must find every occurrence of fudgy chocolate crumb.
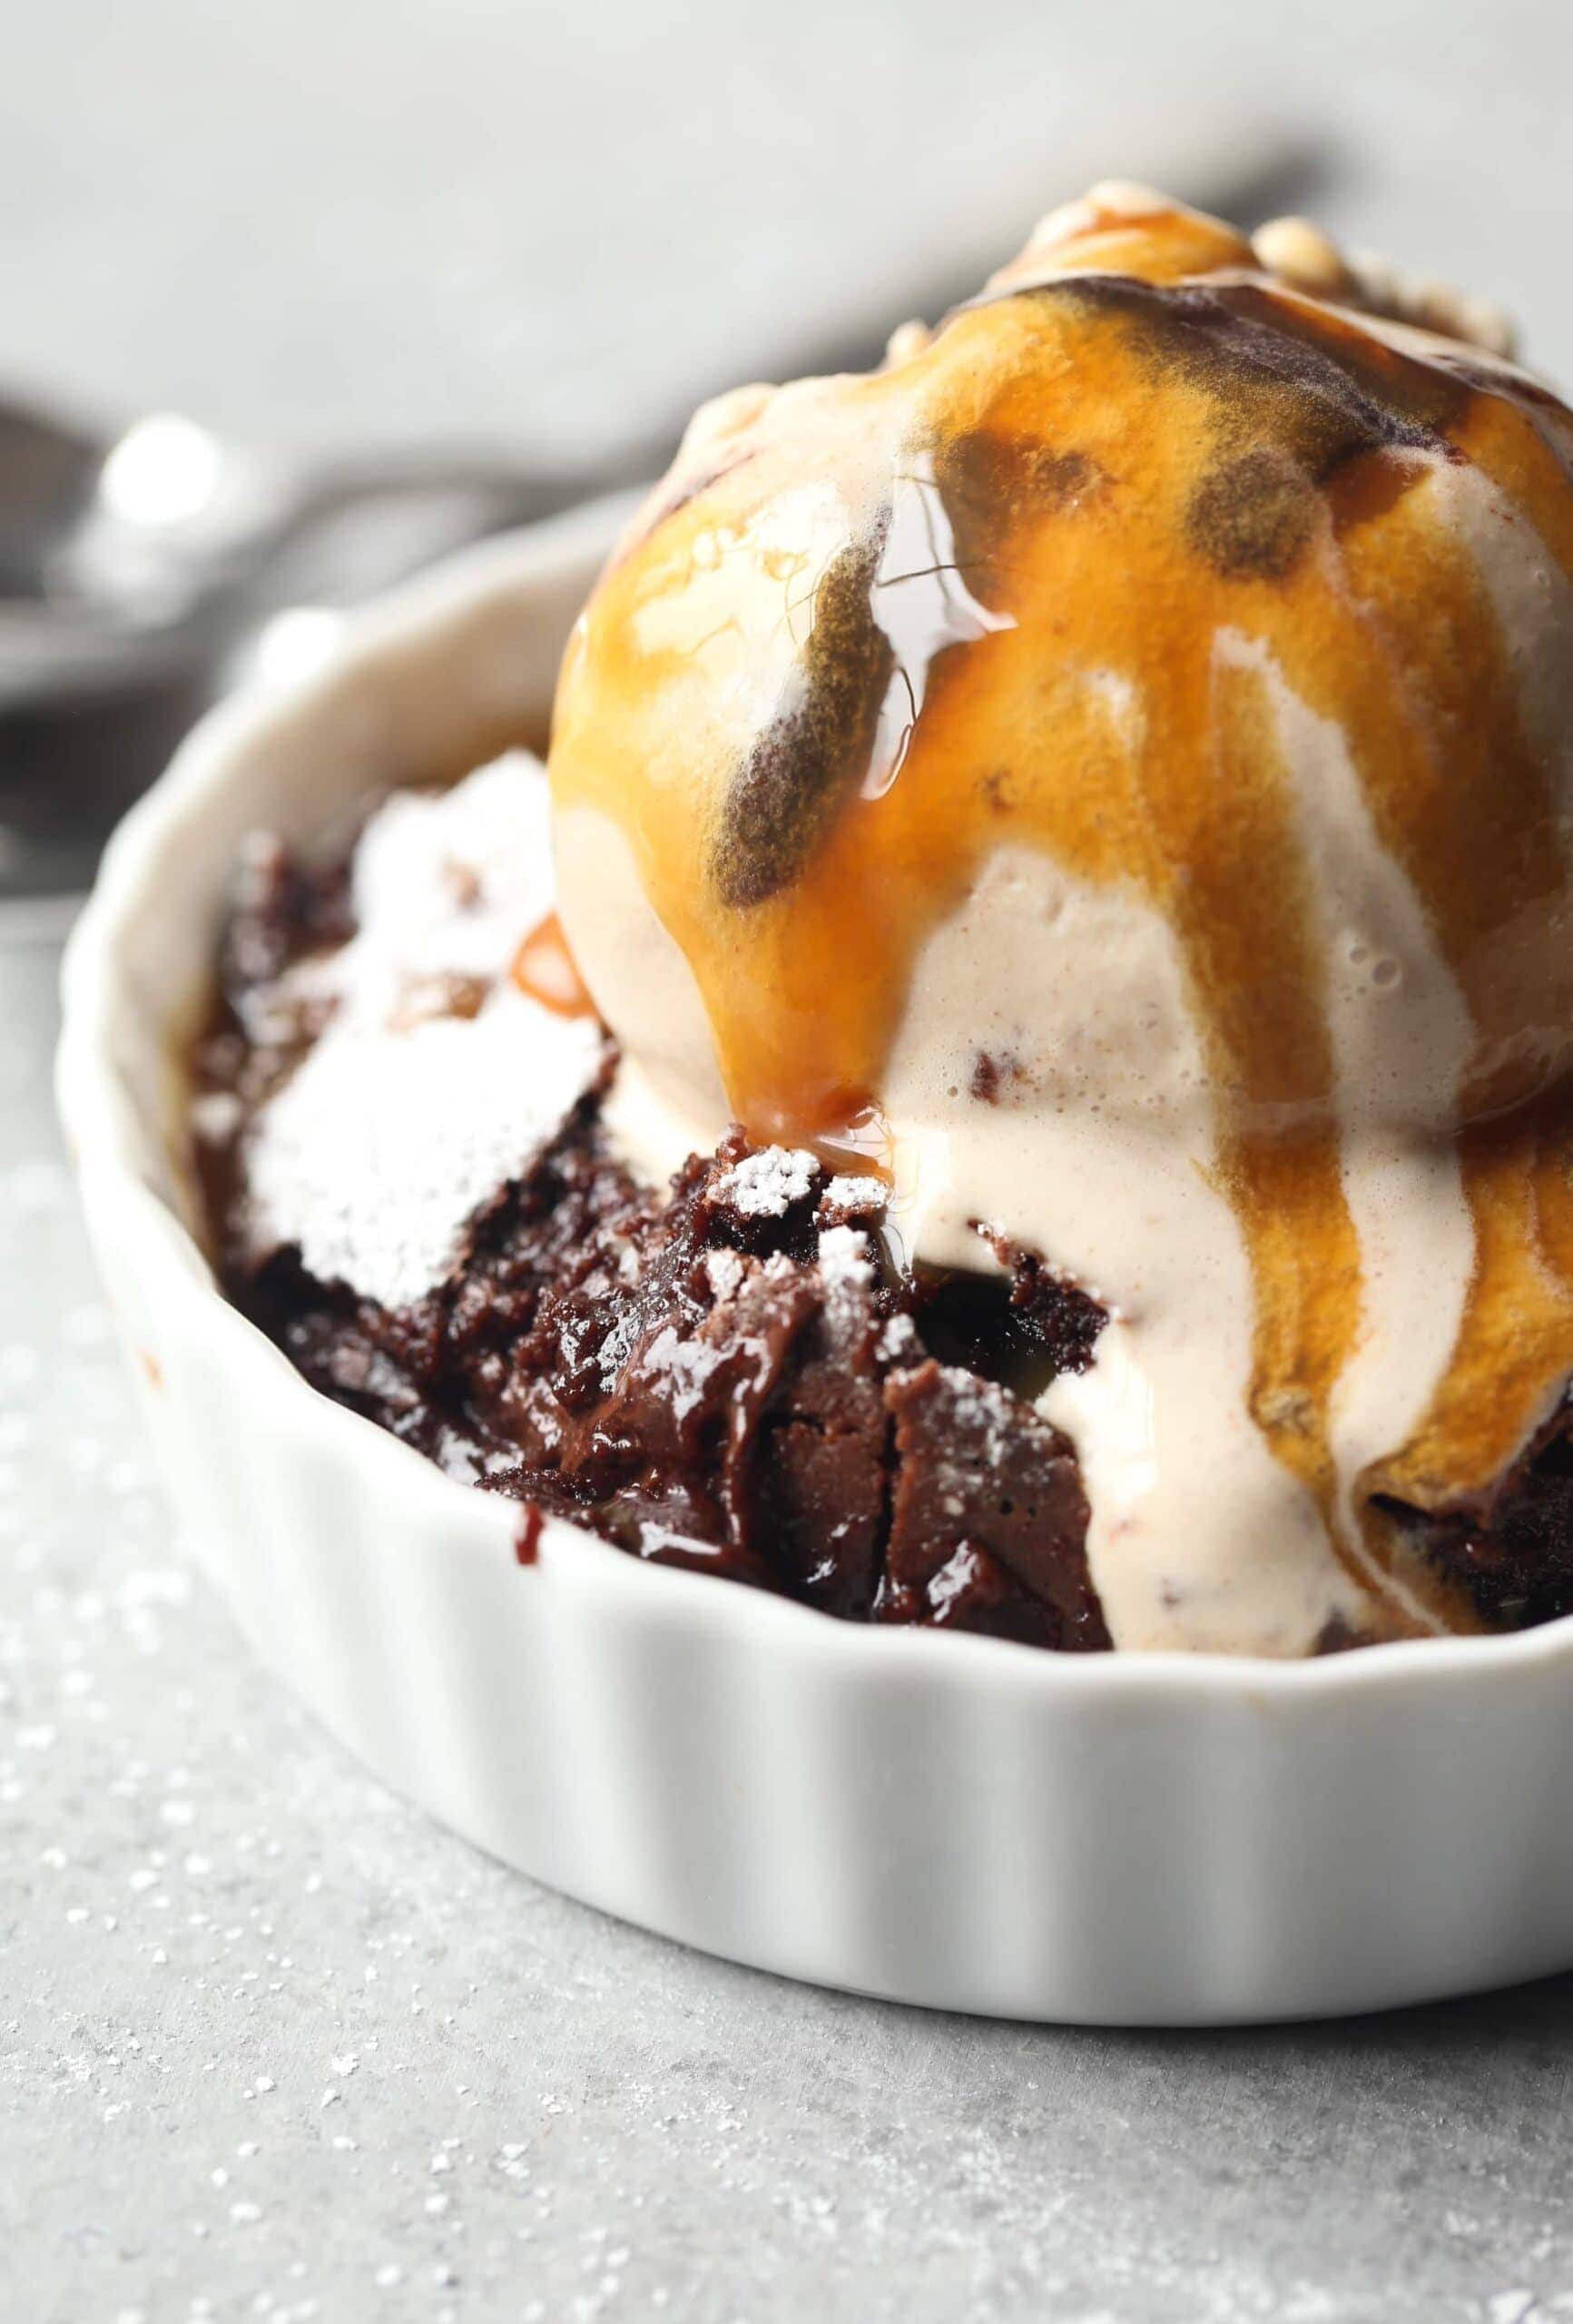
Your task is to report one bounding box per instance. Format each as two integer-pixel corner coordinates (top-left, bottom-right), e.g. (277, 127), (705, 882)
(1371, 1397), (1573, 1633)
(990, 1236), (1106, 1379)
(879, 1362), (1108, 1649)
(221, 829), (355, 1006)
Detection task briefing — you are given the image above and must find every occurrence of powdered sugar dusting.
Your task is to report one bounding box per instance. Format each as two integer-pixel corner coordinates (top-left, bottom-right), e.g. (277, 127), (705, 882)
(713, 1147), (819, 1218)
(816, 1224), (875, 1331)
(816, 1175), (888, 1227)
(348, 752), (558, 1005)
(703, 1248), (746, 1300)
(816, 1225), (873, 1290)
(237, 755), (605, 1309)
(247, 1000), (601, 1310)
(877, 1313), (922, 1365)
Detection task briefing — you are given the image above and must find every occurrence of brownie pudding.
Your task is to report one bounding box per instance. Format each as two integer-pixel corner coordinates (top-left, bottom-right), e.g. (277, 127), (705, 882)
(192, 758), (1116, 1649)
(196, 186), (1573, 1656)
(194, 748), (1573, 1658)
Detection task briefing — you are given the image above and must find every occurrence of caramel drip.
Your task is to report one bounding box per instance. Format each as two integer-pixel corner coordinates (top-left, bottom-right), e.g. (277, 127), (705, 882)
(1226, 1125), (1362, 1501)
(1459, 384), (1573, 571)
(512, 910), (597, 1019)
(1293, 448), (1573, 1508)
(1341, 496), (1570, 1110)
(981, 202), (1252, 302)
(1376, 1101), (1573, 1512)
(1201, 656), (1373, 1597)
(549, 204), (1573, 1625)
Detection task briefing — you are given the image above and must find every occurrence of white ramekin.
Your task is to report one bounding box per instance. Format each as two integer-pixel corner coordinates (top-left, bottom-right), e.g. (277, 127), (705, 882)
(56, 496), (1573, 2025)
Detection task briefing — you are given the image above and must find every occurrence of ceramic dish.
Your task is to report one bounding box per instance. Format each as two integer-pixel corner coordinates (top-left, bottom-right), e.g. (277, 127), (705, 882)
(56, 497), (1573, 2025)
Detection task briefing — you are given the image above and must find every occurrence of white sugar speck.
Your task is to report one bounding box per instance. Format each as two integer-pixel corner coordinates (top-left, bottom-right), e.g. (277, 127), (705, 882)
(714, 1146), (819, 1218)
(816, 1225), (874, 1293)
(817, 1173), (887, 1216)
(703, 1247), (745, 1300)
(190, 1090), (244, 1144)
(877, 1314), (922, 1364)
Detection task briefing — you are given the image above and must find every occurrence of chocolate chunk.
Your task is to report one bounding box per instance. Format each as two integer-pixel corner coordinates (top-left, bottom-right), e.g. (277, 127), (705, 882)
(221, 829), (355, 1003)
(1312, 1611), (1373, 1655)
(880, 1361), (1108, 1649)
(1372, 1392), (1573, 1630)
(753, 1231), (890, 1615)
(911, 1238), (1105, 1399)
(968, 1049), (1016, 1104)
(993, 1240), (1106, 1379)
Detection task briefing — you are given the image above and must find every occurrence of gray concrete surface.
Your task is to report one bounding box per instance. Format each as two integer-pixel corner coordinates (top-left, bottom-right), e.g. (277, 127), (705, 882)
(5, 921), (1573, 2321)
(7, 2), (1573, 2315)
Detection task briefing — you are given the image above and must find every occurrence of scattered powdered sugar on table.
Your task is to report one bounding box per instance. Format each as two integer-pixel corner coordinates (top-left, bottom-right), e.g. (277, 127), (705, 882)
(713, 1146), (820, 1219)
(240, 753), (604, 1311)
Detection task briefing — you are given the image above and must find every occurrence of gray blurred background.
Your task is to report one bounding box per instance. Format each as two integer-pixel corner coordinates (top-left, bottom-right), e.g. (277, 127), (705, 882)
(7, 0), (1571, 463)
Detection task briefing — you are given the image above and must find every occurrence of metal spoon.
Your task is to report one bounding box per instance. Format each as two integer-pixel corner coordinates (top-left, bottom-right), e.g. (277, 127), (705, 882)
(0, 404), (634, 711)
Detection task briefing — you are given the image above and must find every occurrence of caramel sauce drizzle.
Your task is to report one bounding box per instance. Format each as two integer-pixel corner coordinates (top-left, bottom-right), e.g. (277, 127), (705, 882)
(511, 909), (596, 1019)
(549, 202), (1573, 1634)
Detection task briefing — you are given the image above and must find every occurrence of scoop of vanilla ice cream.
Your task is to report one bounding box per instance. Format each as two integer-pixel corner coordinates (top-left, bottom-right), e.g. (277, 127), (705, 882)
(550, 190), (1573, 1654)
